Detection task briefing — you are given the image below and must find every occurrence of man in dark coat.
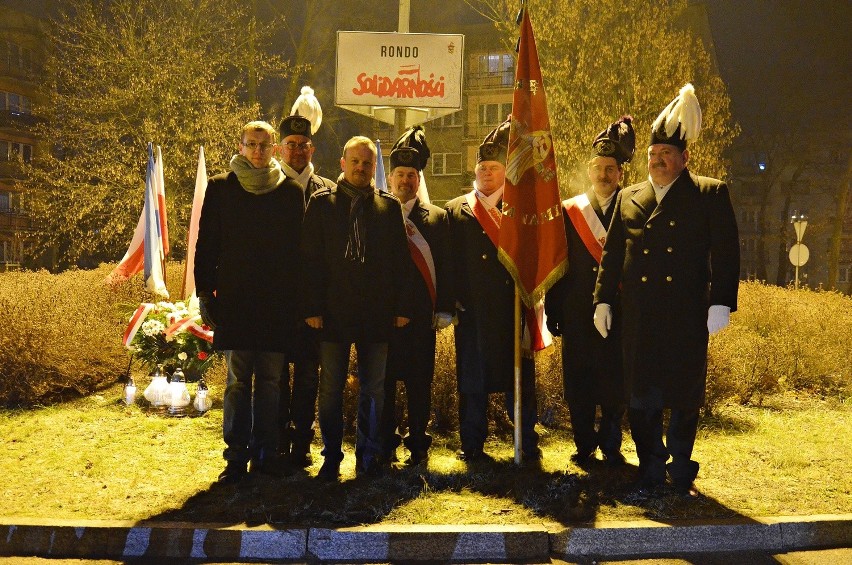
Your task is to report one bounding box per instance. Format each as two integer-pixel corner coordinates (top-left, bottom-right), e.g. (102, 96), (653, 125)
(194, 120), (305, 484)
(445, 120), (541, 462)
(594, 85), (740, 496)
(301, 136), (413, 481)
(380, 126), (454, 466)
(276, 88), (336, 469)
(545, 116), (635, 467)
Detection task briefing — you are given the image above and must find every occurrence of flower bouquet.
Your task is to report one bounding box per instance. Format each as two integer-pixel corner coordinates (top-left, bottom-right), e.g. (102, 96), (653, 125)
(123, 296), (217, 380)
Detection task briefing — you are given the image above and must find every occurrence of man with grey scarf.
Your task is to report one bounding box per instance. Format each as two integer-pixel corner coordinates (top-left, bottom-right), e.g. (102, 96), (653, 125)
(195, 120), (304, 484)
(301, 136), (414, 481)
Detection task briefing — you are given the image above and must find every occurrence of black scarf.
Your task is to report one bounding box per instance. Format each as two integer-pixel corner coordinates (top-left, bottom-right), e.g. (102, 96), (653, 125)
(337, 179), (374, 263)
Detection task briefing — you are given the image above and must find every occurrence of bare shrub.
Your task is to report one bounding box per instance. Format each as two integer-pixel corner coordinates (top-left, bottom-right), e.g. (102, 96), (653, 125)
(0, 265), (133, 405)
(706, 281), (852, 413)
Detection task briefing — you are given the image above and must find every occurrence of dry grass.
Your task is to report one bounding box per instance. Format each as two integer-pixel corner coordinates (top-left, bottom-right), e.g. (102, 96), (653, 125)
(1, 382), (849, 529)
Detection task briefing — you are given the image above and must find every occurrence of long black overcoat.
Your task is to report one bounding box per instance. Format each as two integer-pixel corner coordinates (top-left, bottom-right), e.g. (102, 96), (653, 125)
(301, 185), (413, 343)
(545, 190), (623, 405)
(445, 194), (533, 394)
(194, 171), (304, 352)
(594, 171), (740, 409)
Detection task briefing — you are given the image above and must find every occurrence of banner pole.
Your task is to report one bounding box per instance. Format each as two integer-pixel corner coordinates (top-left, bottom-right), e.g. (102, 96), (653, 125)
(514, 286), (522, 465)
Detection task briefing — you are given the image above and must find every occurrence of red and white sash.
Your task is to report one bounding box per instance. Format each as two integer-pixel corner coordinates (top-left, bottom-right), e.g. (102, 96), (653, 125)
(404, 214), (437, 308)
(464, 191), (550, 352)
(564, 193), (607, 263)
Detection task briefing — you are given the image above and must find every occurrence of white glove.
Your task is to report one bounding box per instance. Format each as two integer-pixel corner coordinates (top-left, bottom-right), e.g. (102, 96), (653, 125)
(433, 312), (453, 330)
(707, 305), (731, 335)
(593, 303), (612, 338)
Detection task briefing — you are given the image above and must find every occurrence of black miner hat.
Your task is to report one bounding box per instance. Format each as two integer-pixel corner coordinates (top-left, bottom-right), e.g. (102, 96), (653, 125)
(390, 125), (430, 171)
(592, 115), (636, 165)
(279, 115), (312, 139)
(477, 117), (511, 163)
(649, 83), (702, 150)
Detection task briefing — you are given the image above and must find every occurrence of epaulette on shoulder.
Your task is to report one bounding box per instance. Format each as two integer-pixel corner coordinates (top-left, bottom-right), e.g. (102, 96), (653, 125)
(378, 190), (400, 202)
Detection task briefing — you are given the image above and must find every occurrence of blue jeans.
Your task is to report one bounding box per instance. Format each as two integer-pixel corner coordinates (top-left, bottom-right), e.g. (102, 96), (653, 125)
(318, 341), (387, 466)
(222, 350), (286, 463)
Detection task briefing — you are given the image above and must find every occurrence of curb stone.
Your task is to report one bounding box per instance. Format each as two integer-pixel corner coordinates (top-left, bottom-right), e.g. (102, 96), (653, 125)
(0, 515), (849, 562)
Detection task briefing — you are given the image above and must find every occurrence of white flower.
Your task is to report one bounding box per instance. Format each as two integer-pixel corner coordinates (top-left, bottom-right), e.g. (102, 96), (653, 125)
(141, 319), (166, 336)
(177, 352), (188, 361)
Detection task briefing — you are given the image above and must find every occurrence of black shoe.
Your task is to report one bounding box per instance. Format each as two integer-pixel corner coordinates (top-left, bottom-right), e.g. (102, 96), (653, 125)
(602, 452), (627, 467)
(570, 450), (595, 467)
(672, 481), (700, 498)
(405, 450), (428, 466)
(217, 461), (247, 484)
(316, 458), (341, 482)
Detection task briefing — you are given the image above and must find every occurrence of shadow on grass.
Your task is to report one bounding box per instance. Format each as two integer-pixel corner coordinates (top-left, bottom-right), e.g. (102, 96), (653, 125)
(142, 432), (759, 530)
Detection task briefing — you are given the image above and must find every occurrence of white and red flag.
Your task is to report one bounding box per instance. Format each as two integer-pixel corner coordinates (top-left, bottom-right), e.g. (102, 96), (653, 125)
(143, 143), (168, 297)
(181, 146), (207, 299)
(107, 143), (169, 295)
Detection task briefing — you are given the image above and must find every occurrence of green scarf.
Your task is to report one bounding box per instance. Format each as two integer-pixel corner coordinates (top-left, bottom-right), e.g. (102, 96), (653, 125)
(230, 154), (286, 195)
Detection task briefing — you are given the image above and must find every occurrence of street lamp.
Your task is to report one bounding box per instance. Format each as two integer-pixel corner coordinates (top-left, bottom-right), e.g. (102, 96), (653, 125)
(789, 211), (809, 289)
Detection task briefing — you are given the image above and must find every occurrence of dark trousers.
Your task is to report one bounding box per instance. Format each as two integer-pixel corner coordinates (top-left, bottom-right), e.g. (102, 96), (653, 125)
(458, 367), (539, 456)
(628, 406), (700, 486)
(222, 350), (286, 463)
(317, 341), (387, 466)
(279, 325), (320, 452)
(568, 400), (625, 457)
(381, 324), (436, 456)
(380, 374), (433, 456)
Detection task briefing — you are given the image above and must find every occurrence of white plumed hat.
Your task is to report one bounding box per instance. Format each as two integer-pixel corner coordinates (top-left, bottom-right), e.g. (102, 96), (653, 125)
(650, 83), (702, 149)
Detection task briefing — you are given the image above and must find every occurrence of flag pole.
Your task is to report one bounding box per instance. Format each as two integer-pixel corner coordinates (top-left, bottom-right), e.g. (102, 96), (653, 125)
(514, 286), (522, 464)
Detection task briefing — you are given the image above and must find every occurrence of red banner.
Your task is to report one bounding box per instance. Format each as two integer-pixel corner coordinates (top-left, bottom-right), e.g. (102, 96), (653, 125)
(497, 7), (567, 308)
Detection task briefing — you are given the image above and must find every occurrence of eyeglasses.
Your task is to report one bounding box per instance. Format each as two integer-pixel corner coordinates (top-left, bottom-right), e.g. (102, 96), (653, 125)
(282, 141), (313, 151)
(242, 141), (273, 152)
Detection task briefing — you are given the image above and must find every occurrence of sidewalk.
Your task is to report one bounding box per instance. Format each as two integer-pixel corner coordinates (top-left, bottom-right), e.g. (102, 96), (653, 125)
(1, 514), (849, 562)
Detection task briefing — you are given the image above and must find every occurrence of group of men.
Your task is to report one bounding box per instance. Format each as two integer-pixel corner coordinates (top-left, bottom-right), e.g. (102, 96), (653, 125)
(194, 83), (740, 497)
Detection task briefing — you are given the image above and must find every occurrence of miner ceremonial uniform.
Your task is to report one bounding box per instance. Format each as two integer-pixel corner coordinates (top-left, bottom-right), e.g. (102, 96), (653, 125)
(446, 120), (540, 461)
(594, 85), (740, 495)
(380, 127), (454, 465)
(546, 116), (635, 465)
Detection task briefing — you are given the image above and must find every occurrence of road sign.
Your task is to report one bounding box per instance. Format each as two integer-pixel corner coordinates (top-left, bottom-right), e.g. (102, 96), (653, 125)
(335, 31), (464, 126)
(789, 243), (809, 267)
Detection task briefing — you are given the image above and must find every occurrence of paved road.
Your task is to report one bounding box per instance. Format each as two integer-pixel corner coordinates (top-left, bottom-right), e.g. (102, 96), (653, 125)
(2, 548), (851, 563)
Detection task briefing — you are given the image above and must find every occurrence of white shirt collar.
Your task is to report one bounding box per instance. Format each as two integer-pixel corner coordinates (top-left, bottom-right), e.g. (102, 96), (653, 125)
(473, 182), (504, 209)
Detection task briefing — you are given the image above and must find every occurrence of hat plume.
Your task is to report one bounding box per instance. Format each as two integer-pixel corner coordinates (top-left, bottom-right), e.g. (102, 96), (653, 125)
(651, 83), (702, 142)
(291, 86), (322, 134)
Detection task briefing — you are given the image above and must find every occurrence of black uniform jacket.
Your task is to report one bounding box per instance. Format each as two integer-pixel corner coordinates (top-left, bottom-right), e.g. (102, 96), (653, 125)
(594, 170), (740, 409)
(446, 192), (532, 394)
(301, 184), (414, 343)
(545, 189), (624, 405)
(194, 171), (304, 352)
(387, 198), (454, 381)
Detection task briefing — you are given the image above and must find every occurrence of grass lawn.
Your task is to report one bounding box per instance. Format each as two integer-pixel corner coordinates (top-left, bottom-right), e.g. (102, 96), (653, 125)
(1, 381), (849, 529)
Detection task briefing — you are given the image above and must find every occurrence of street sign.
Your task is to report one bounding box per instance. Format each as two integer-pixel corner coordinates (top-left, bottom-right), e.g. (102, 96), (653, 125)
(335, 31), (464, 126)
(789, 243), (809, 267)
